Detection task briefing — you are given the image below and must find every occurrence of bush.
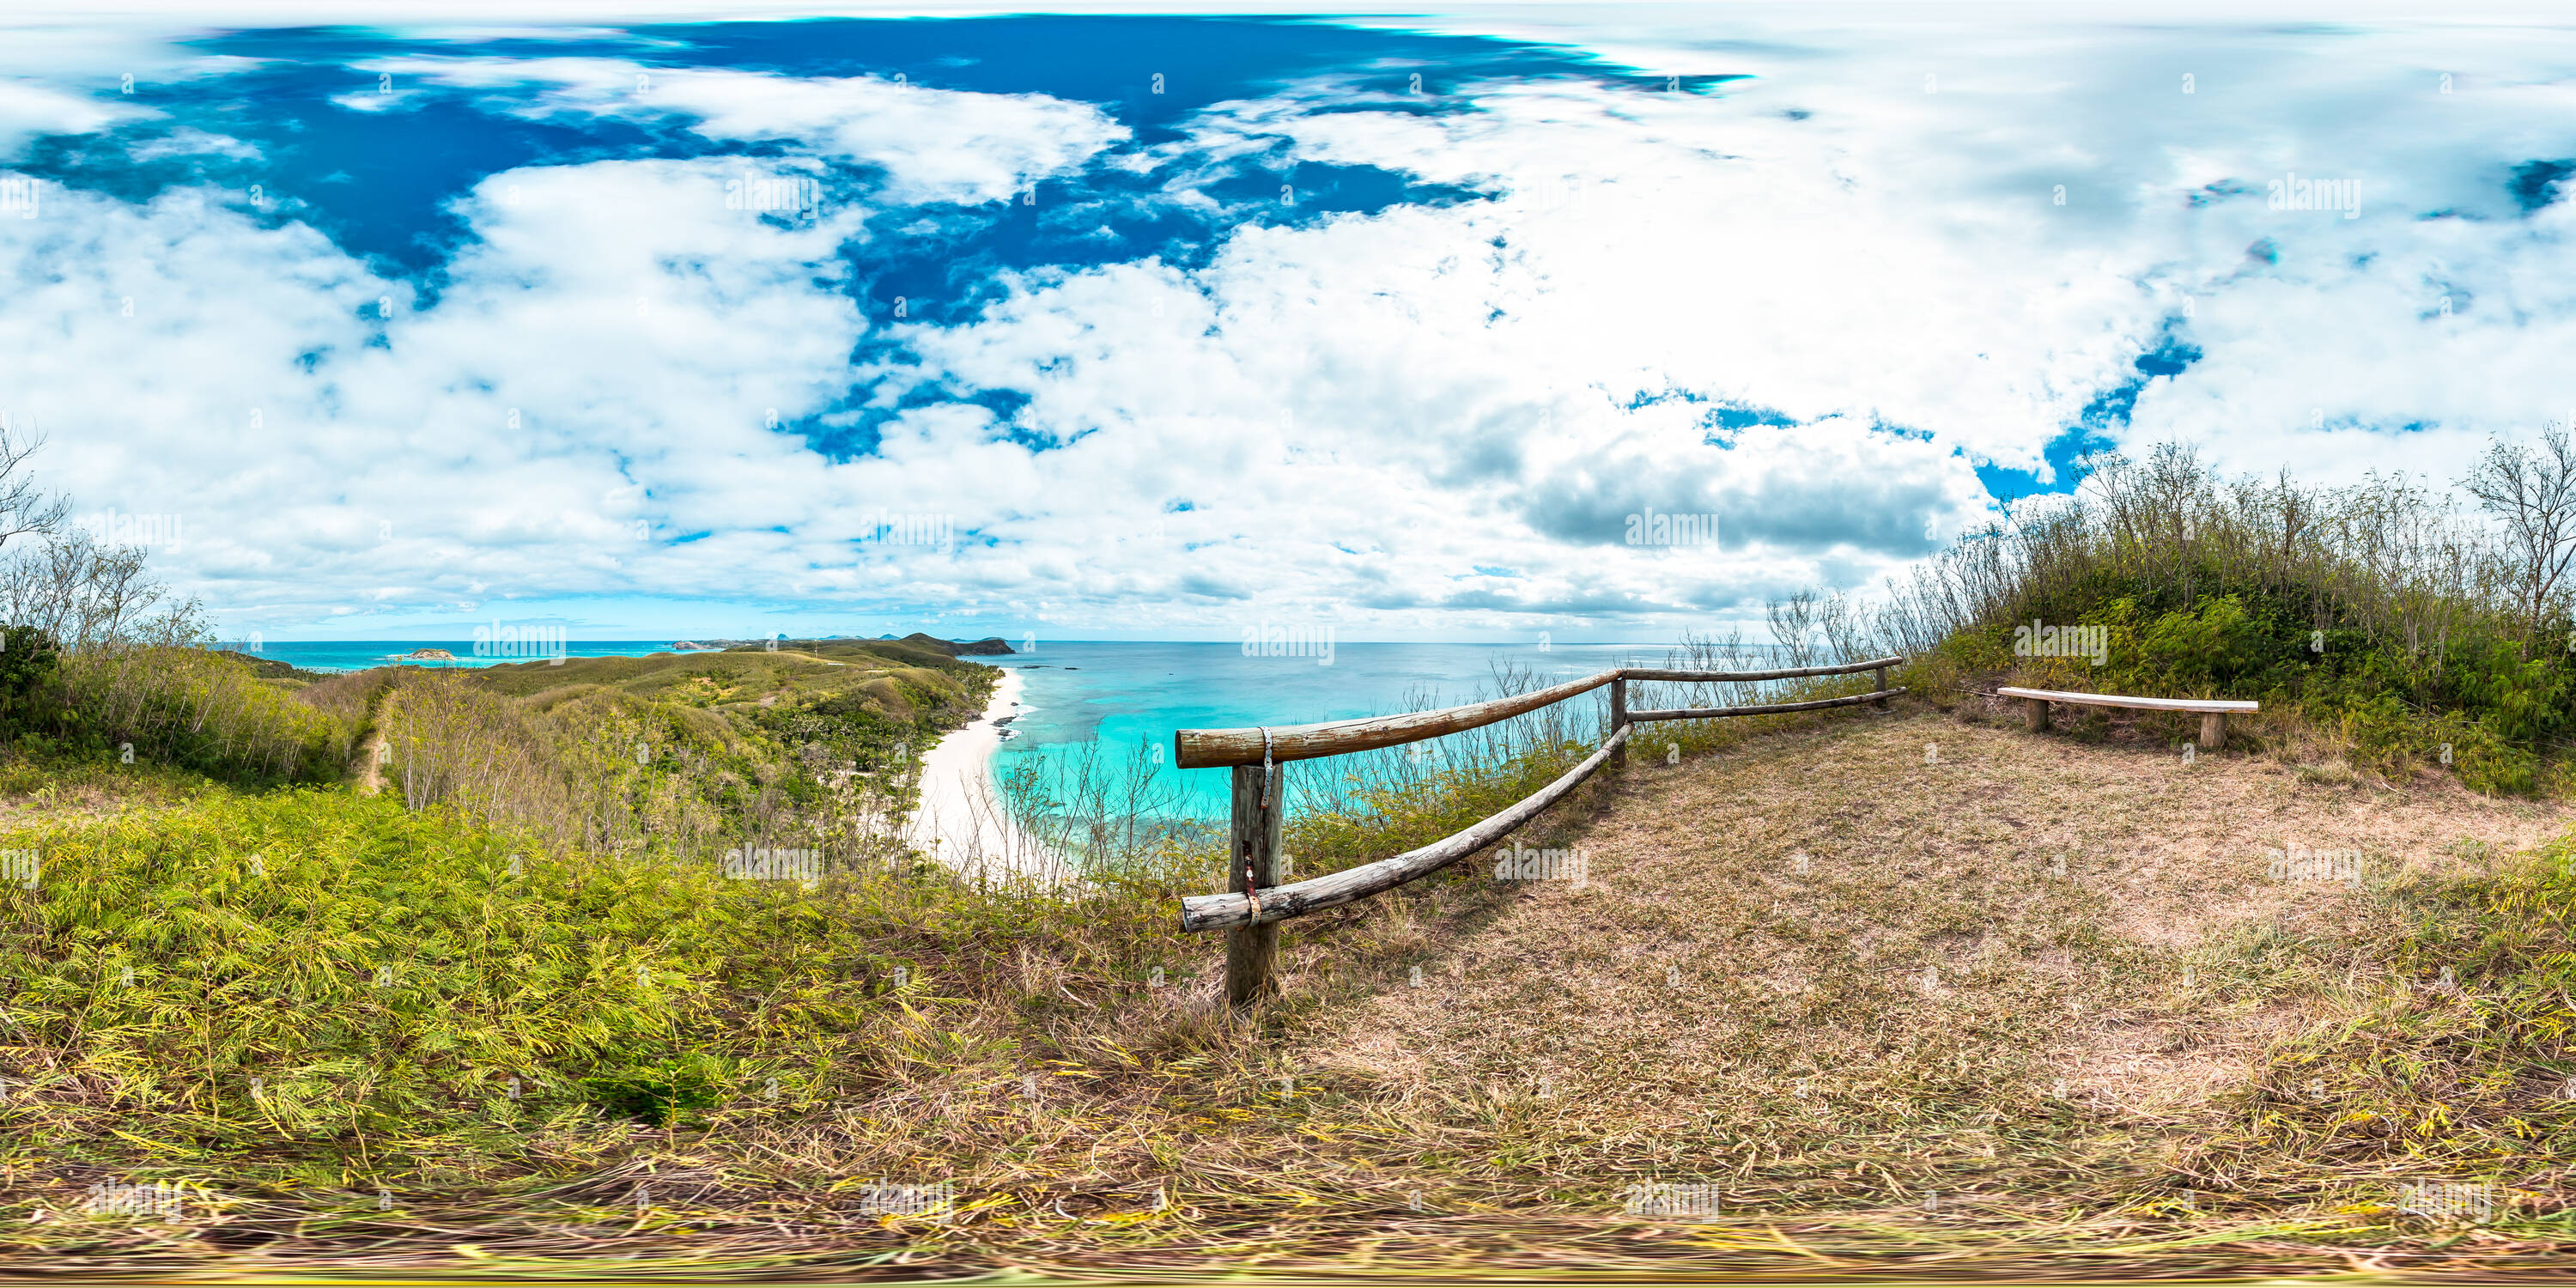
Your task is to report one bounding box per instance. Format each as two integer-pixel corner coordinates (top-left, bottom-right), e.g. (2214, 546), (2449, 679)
(2137, 594), (2270, 689)
(1881, 443), (2576, 791)
(53, 646), (346, 785)
(0, 623), (59, 738)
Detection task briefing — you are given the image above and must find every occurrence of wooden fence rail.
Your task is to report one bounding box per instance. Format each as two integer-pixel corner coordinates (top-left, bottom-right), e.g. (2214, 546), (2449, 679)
(1176, 656), (1905, 1005)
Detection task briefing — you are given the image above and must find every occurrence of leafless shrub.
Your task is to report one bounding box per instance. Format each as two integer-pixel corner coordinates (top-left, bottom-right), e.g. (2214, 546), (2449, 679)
(1868, 441), (2511, 675)
(2459, 420), (2576, 656)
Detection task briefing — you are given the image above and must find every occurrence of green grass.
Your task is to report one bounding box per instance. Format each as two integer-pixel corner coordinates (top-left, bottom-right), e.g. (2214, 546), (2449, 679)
(4, 635), (2573, 1274)
(0, 778), (1205, 1197)
(2194, 834), (2576, 1198)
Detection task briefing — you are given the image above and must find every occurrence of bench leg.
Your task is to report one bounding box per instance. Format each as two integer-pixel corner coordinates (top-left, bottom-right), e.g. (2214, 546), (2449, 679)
(2200, 712), (2226, 751)
(2024, 697), (2050, 732)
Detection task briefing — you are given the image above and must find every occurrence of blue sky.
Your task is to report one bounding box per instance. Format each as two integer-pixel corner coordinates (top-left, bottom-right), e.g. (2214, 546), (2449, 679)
(4, 3), (2574, 641)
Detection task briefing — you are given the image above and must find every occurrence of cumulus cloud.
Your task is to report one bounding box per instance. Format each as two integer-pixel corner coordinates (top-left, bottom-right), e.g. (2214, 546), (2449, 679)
(10, 11), (2576, 640)
(5, 162), (885, 619)
(370, 57), (1132, 205)
(837, 15), (2576, 636)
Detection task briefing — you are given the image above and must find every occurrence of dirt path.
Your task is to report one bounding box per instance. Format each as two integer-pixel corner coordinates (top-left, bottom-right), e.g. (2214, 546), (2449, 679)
(1273, 705), (2570, 1209)
(353, 730), (386, 795)
(351, 684), (392, 796)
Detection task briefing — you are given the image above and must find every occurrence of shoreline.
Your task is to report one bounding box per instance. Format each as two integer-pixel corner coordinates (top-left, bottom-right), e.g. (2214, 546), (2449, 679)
(907, 667), (1071, 883)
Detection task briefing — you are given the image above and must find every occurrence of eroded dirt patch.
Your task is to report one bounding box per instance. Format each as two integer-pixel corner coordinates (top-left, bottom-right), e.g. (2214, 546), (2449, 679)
(1284, 708), (2569, 1203)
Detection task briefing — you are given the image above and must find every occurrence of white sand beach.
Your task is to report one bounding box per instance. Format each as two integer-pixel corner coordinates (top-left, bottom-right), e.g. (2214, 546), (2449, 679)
(907, 668), (1072, 883)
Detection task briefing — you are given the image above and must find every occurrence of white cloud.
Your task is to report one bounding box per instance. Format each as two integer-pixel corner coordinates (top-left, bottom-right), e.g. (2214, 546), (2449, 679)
(13, 12), (2576, 639)
(126, 126), (261, 161)
(7, 162), (895, 622)
(839, 15), (2576, 634)
(371, 57), (1131, 205)
(0, 77), (154, 159)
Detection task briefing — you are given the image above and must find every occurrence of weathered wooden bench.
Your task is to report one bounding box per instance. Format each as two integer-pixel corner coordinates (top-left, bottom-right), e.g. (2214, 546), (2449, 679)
(1996, 686), (2258, 750)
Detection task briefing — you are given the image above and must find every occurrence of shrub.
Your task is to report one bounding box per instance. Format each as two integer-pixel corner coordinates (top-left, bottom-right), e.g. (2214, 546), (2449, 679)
(52, 646), (345, 784)
(1876, 443), (2576, 790)
(0, 623), (59, 738)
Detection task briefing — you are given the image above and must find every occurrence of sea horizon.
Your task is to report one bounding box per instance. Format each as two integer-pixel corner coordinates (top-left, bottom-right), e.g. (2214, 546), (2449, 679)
(241, 636), (1794, 818)
(237, 635), (1753, 673)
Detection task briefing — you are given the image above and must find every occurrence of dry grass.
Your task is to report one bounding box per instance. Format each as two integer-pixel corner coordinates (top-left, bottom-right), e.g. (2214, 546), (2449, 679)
(9, 700), (2573, 1277)
(1242, 702), (2575, 1252)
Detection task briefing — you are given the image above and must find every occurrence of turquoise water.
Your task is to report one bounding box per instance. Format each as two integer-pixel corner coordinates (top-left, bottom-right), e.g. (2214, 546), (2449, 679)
(258, 637), (1770, 820)
(990, 641), (1710, 819)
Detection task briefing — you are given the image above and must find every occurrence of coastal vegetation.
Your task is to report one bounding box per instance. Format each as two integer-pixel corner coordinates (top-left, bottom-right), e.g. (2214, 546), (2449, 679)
(1876, 438), (2576, 793)
(3, 434), (2576, 1273)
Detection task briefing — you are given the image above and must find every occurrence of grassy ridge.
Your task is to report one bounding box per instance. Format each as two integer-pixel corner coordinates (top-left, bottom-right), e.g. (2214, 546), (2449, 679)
(19, 699), (2568, 1272)
(0, 758), (1233, 1264)
(0, 641), (1042, 1205)
(5, 489), (2576, 1273)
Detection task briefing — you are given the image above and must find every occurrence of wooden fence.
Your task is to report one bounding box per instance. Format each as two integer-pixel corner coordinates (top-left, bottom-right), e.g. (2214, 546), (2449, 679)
(1173, 656), (1906, 1005)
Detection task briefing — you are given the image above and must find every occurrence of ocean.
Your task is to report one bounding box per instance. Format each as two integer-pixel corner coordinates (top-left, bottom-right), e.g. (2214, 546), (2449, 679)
(987, 641), (1728, 819)
(258, 637), (1763, 820)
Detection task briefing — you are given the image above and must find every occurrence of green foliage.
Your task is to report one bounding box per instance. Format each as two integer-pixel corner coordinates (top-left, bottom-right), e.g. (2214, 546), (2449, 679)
(0, 787), (998, 1172)
(1905, 445), (2576, 793)
(0, 625), (60, 736)
(47, 647), (347, 786)
(580, 1054), (728, 1127)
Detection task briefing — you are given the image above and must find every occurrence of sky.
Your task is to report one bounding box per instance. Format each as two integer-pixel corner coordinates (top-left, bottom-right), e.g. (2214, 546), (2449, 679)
(3, 3), (2574, 642)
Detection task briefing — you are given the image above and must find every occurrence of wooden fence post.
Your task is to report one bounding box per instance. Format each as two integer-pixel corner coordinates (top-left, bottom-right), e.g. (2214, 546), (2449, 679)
(1224, 762), (1285, 1008)
(1609, 675), (1628, 769)
(1872, 664), (1890, 713)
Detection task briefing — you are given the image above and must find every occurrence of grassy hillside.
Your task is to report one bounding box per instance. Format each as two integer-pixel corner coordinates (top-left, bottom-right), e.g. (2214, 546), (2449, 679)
(9, 695), (2574, 1274)
(4, 534), (2574, 1273)
(0, 767), (1200, 1255)
(353, 644), (996, 861)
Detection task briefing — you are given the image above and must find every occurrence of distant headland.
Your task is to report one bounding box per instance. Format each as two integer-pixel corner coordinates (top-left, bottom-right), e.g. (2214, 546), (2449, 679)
(664, 633), (1015, 657)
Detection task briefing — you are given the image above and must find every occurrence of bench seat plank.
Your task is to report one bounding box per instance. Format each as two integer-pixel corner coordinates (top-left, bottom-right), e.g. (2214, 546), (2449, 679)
(1997, 686), (2257, 714)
